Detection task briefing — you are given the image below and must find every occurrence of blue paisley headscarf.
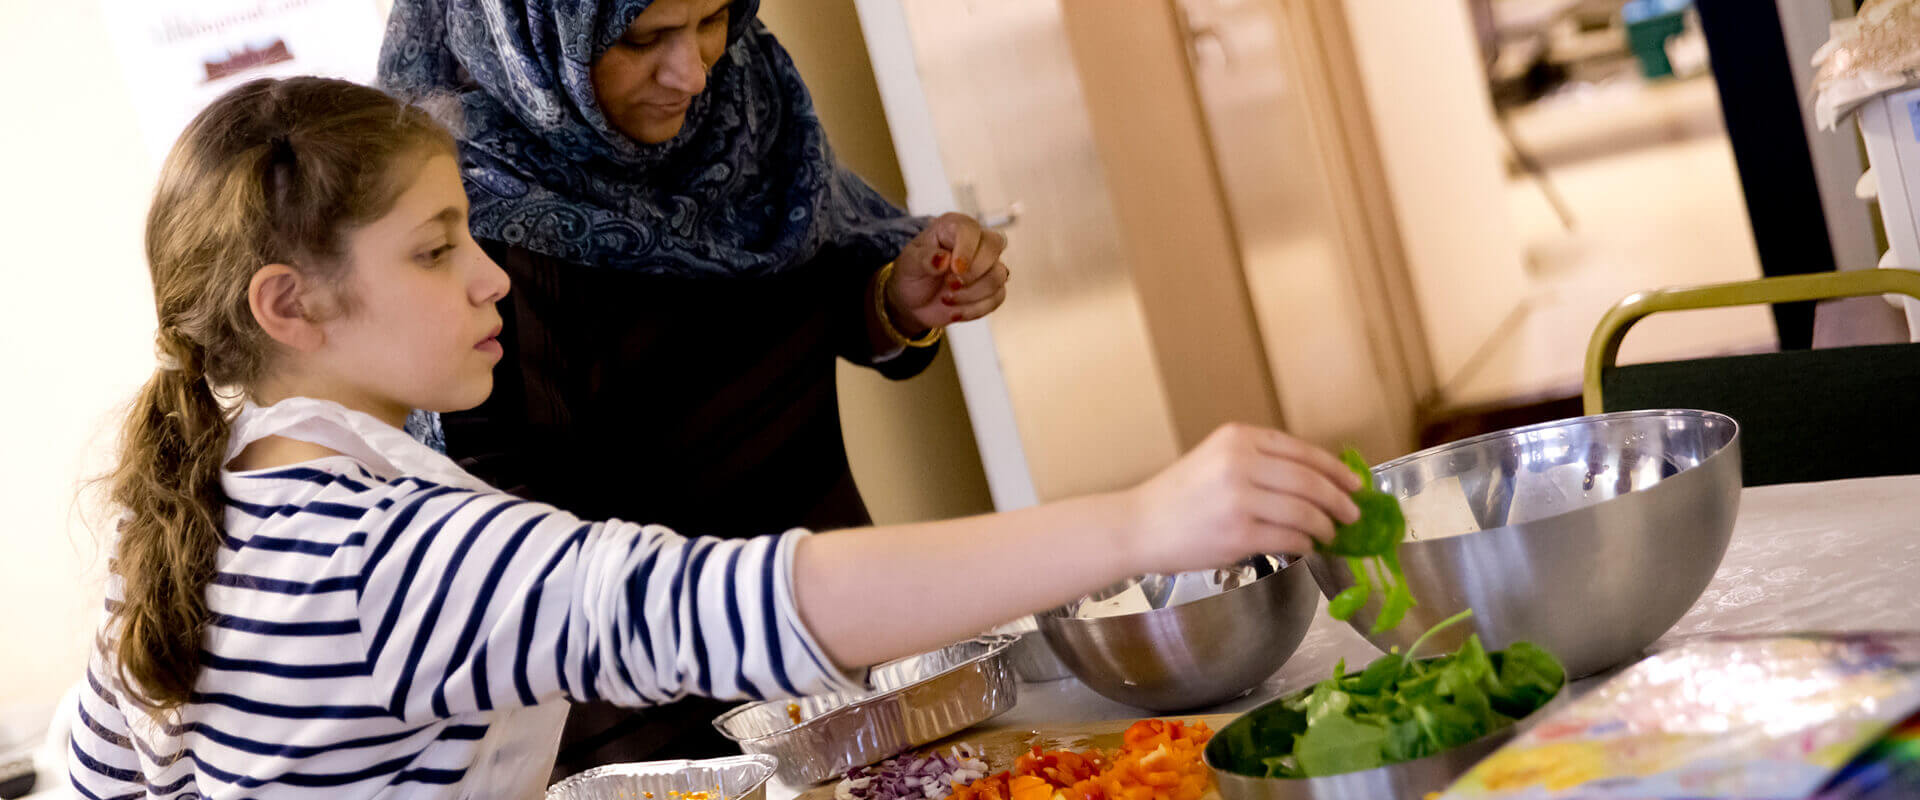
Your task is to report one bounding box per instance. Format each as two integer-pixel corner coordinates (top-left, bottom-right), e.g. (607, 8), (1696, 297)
(376, 0), (924, 278)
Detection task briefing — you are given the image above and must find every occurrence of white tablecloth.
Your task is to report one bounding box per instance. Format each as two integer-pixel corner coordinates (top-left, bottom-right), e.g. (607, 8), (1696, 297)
(27, 477), (1917, 799)
(768, 474), (1920, 800)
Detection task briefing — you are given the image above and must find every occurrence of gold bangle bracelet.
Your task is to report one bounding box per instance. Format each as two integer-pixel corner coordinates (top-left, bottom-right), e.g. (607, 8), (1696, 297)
(874, 261), (944, 349)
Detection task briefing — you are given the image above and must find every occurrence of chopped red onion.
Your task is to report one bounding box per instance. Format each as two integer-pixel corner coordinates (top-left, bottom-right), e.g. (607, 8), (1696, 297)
(834, 746), (990, 800)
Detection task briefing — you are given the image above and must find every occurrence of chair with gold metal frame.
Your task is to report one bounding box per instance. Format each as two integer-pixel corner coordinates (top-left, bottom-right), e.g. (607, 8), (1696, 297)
(1584, 269), (1920, 486)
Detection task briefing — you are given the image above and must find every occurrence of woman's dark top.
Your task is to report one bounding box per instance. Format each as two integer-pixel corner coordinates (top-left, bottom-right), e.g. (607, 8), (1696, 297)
(445, 240), (938, 773)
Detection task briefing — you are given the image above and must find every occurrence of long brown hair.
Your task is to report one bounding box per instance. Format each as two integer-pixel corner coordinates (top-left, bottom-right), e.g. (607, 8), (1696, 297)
(107, 76), (452, 710)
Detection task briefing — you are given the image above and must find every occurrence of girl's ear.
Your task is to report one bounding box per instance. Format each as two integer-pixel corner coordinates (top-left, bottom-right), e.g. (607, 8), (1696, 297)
(248, 264), (326, 352)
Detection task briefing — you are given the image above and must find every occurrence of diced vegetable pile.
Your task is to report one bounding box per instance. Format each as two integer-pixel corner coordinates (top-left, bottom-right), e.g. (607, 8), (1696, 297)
(949, 720), (1214, 800)
(836, 747), (992, 800)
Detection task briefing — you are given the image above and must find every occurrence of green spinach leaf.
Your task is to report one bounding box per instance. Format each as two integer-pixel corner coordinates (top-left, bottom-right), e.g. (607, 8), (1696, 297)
(1316, 448), (1416, 632)
(1292, 714), (1388, 776)
(1489, 640), (1566, 717)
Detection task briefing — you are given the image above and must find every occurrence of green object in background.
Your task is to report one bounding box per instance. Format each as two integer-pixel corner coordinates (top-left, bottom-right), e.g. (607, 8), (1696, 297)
(1582, 269), (1920, 487)
(1624, 0), (1691, 79)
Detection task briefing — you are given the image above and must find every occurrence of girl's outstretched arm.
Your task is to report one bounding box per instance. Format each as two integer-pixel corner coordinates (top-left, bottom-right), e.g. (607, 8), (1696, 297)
(794, 424), (1361, 668)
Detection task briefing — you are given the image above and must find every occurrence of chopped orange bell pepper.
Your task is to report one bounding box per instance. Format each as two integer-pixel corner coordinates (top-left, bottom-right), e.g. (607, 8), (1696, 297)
(952, 772), (1011, 800)
(1014, 747), (1103, 788)
(953, 720), (1215, 800)
(1012, 774), (1054, 800)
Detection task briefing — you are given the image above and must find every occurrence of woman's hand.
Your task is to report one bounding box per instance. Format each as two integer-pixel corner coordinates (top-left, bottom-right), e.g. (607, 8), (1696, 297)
(1120, 424), (1364, 576)
(886, 213), (1012, 334)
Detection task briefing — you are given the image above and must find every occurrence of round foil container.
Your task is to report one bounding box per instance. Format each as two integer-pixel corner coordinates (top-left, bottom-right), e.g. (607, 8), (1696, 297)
(546, 754), (779, 800)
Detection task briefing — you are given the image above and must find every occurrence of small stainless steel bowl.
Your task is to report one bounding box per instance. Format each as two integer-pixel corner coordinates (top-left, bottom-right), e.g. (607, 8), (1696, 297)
(1036, 555), (1317, 711)
(990, 616), (1073, 683)
(1307, 409), (1741, 678)
(545, 754), (778, 800)
(1202, 659), (1566, 800)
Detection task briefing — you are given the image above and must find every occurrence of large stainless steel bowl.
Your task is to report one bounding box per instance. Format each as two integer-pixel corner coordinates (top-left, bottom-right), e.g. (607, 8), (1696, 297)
(1308, 409), (1741, 678)
(1036, 555), (1317, 711)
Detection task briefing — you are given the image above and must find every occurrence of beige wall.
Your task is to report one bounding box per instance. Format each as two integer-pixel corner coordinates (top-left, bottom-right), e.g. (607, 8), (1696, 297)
(759, 0), (996, 525)
(1334, 0), (1530, 389)
(1, 1), (153, 715)
(1057, 0), (1287, 448)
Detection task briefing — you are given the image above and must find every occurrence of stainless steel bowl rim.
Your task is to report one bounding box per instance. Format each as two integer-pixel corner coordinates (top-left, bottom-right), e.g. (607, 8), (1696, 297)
(546, 754), (779, 798)
(1035, 555), (1292, 622)
(1202, 659), (1566, 781)
(711, 634), (1017, 745)
(1373, 409), (1737, 474)
(1387, 411), (1737, 550)
(1377, 409), (1739, 545)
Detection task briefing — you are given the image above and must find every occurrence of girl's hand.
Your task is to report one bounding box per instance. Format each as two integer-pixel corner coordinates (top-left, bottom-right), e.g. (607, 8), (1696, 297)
(1121, 424), (1365, 575)
(886, 213), (1012, 334)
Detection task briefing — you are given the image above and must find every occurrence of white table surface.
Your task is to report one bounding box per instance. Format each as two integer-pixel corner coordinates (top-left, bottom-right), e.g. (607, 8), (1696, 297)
(766, 474), (1920, 800)
(20, 476), (1918, 799)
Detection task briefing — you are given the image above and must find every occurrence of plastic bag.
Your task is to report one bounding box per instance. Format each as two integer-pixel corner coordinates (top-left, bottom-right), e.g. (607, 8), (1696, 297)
(1440, 633), (1920, 800)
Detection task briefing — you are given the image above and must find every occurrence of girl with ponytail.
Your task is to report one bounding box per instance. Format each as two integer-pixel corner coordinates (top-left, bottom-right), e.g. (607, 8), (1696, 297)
(75, 76), (1361, 797)
(105, 78), (447, 714)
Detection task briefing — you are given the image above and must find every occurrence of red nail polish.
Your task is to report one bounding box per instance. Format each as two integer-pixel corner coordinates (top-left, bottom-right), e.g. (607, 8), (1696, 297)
(941, 296), (955, 306)
(931, 252), (948, 269)
(948, 280), (964, 290)
(955, 257), (970, 275)
(951, 313), (964, 322)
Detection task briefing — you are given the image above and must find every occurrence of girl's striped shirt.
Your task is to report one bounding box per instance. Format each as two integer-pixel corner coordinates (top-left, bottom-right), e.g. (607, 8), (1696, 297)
(71, 455), (860, 798)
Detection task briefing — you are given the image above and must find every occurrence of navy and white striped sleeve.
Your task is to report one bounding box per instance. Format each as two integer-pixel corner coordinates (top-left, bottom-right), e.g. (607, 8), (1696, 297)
(351, 481), (866, 722)
(69, 648), (145, 800)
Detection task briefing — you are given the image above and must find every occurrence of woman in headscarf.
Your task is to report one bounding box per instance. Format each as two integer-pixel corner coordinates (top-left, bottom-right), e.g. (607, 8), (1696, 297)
(377, 0), (1011, 775)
